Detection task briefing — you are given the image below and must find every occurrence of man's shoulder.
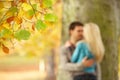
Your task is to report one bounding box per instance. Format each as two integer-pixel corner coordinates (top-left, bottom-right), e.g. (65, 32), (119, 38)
(59, 46), (69, 57)
(60, 41), (72, 54)
(61, 41), (71, 49)
(60, 45), (68, 52)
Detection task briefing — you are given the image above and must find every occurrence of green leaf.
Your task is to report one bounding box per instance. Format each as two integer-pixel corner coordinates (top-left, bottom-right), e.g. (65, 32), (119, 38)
(15, 30), (30, 40)
(0, 28), (12, 38)
(32, 4), (37, 10)
(43, 0), (52, 8)
(9, 7), (18, 13)
(28, 9), (35, 16)
(44, 13), (57, 22)
(35, 20), (47, 30)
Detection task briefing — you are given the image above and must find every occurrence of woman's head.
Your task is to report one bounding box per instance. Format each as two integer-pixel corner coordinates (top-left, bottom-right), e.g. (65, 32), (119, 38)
(83, 23), (105, 62)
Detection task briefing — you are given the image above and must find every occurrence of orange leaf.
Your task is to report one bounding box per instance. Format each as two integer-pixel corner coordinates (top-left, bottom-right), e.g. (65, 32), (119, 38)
(15, 17), (22, 24)
(11, 1), (17, 6)
(25, 14), (33, 20)
(7, 16), (14, 23)
(2, 38), (6, 41)
(2, 44), (9, 54)
(20, 0), (27, 3)
(32, 24), (35, 31)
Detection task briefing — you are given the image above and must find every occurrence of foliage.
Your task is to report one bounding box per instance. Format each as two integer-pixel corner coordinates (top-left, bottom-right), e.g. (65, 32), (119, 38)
(0, 0), (59, 54)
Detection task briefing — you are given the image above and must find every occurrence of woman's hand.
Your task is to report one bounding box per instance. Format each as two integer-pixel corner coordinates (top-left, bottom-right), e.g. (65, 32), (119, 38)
(82, 57), (94, 67)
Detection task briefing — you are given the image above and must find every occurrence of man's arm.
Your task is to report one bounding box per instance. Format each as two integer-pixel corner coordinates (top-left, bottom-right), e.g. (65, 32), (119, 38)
(60, 49), (84, 71)
(59, 47), (84, 71)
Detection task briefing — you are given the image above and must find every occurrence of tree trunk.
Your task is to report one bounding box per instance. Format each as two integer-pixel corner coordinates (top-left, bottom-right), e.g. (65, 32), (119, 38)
(62, 0), (120, 80)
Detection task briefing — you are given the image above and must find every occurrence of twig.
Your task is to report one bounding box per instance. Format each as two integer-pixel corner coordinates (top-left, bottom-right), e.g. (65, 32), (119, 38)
(28, 0), (38, 20)
(23, 16), (34, 23)
(0, 8), (10, 25)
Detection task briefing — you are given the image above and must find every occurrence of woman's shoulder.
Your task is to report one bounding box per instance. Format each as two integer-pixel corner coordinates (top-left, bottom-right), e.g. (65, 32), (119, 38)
(76, 40), (90, 50)
(76, 40), (87, 46)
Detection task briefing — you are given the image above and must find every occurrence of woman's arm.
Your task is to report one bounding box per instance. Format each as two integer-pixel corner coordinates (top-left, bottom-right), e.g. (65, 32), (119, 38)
(71, 42), (95, 65)
(71, 44), (82, 62)
(59, 44), (95, 72)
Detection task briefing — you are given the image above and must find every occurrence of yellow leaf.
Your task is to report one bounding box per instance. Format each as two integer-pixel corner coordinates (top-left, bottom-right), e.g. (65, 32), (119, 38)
(22, 3), (32, 11)
(0, 2), (4, 9)
(24, 13), (33, 19)
(2, 22), (10, 29)
(36, 12), (42, 19)
(18, 8), (24, 17)
(6, 11), (13, 18)
(13, 22), (21, 31)
(45, 21), (54, 27)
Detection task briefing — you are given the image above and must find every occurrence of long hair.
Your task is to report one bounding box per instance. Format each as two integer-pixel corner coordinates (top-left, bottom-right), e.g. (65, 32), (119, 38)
(83, 23), (105, 63)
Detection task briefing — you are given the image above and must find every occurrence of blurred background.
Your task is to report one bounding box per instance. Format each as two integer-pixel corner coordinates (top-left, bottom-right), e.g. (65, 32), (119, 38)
(0, 0), (62, 80)
(0, 0), (120, 80)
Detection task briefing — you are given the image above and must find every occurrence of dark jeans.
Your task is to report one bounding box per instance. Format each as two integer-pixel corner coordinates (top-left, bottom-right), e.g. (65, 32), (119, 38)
(73, 73), (97, 80)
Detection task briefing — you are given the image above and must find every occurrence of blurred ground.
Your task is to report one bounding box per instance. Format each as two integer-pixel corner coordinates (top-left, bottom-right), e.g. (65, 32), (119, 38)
(0, 56), (55, 80)
(0, 71), (41, 80)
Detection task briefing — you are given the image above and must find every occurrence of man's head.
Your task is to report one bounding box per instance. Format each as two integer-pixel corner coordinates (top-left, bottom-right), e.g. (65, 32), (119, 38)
(69, 21), (84, 41)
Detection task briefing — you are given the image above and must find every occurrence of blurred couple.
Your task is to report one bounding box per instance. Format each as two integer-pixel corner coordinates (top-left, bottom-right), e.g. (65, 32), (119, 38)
(59, 21), (105, 80)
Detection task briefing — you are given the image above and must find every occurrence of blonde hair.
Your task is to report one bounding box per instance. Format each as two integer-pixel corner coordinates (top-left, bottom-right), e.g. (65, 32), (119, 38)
(83, 23), (105, 63)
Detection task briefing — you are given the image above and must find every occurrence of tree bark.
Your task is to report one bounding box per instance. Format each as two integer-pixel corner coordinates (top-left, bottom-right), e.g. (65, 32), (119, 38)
(62, 0), (120, 80)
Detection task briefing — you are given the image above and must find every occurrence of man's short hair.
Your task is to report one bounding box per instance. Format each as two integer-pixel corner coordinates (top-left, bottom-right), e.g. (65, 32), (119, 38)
(69, 21), (84, 31)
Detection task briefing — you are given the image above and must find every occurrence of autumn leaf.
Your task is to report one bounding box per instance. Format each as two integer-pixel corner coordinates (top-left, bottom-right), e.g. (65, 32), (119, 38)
(35, 20), (47, 30)
(0, 0), (59, 54)
(43, 0), (53, 8)
(0, 28), (12, 38)
(0, 2), (4, 9)
(1, 38), (6, 41)
(28, 9), (35, 16)
(22, 3), (32, 11)
(24, 12), (33, 20)
(20, 0), (27, 3)
(11, 1), (17, 6)
(15, 30), (31, 40)
(2, 44), (9, 54)
(44, 13), (57, 22)
(7, 16), (14, 23)
(32, 4), (37, 10)
(9, 7), (18, 13)
(12, 22), (21, 31)
(14, 16), (22, 24)
(32, 23), (35, 31)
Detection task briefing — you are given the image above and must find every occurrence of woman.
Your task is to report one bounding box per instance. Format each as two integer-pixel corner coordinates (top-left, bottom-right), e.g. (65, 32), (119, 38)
(71, 23), (105, 80)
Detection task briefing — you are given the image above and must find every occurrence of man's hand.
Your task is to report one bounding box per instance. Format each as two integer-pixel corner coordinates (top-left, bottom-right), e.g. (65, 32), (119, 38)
(82, 57), (94, 67)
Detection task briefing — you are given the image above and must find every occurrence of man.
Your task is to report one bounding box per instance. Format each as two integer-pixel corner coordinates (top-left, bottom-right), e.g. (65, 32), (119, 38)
(58, 21), (101, 80)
